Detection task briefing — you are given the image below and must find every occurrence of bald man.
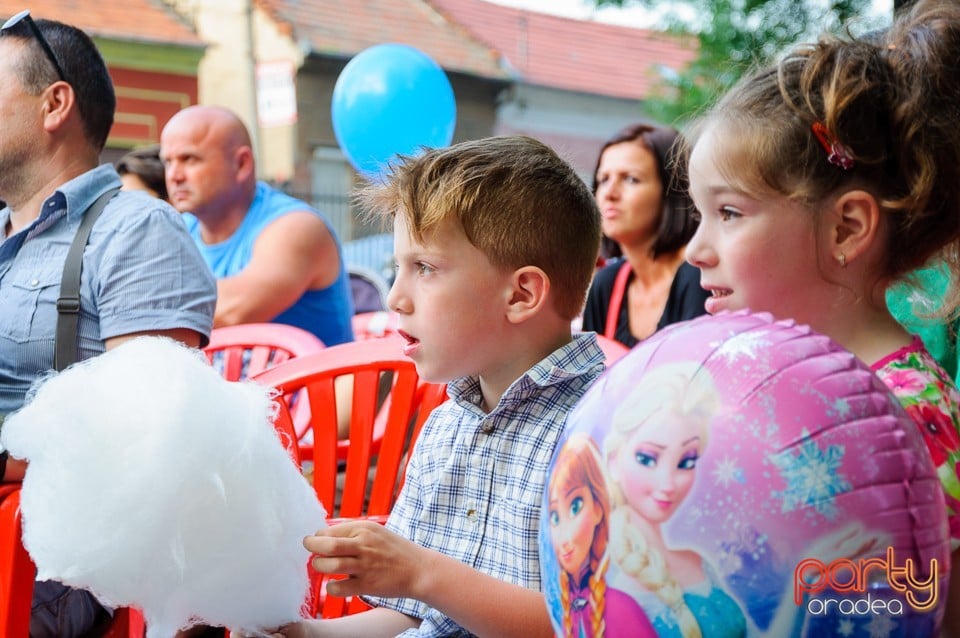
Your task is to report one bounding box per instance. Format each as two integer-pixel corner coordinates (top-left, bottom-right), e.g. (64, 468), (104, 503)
(161, 105), (354, 345)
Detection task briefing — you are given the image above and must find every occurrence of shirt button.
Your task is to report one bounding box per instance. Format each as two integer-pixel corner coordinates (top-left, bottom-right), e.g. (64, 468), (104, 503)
(31, 279), (39, 286)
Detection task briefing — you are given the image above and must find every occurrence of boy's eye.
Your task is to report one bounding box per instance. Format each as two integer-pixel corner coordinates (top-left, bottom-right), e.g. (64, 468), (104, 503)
(416, 262), (434, 276)
(718, 206), (741, 221)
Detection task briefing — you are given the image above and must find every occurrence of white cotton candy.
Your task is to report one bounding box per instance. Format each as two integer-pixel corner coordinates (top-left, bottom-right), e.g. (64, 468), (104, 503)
(1, 336), (327, 638)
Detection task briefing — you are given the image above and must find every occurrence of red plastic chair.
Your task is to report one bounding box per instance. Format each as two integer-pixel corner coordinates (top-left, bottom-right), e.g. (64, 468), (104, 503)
(203, 323), (326, 382)
(204, 322), (326, 458)
(252, 338), (448, 618)
(0, 486), (32, 637)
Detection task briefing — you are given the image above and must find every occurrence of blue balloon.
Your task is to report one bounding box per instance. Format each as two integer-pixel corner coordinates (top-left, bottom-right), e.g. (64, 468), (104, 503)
(332, 44), (456, 181)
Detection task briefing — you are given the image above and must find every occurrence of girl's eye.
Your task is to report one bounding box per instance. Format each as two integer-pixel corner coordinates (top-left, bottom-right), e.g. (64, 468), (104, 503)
(549, 510), (559, 527)
(718, 206), (741, 221)
(678, 453), (699, 470)
(416, 262), (435, 276)
(635, 450), (657, 468)
(569, 495), (584, 517)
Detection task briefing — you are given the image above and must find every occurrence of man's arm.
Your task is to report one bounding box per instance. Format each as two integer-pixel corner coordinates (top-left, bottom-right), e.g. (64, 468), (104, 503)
(214, 211), (341, 328)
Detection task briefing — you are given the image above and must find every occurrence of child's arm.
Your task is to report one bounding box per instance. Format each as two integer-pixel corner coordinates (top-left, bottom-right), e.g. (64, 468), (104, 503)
(306, 519), (554, 638)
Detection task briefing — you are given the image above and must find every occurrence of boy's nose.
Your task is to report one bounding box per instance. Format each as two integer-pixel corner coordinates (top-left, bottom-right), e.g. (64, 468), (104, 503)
(386, 279), (411, 314)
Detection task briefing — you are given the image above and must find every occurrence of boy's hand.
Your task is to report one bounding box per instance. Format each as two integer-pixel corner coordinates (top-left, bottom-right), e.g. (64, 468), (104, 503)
(305, 519), (431, 599)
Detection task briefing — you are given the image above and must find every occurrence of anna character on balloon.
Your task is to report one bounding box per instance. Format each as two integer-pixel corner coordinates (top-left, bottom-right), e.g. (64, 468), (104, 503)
(547, 433), (656, 638)
(603, 363), (746, 638)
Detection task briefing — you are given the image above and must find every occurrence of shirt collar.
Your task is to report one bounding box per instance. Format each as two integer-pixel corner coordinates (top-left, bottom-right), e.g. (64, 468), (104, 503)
(447, 332), (605, 411)
(55, 164), (122, 222)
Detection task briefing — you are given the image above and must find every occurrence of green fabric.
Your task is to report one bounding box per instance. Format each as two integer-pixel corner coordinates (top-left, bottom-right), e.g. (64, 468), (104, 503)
(887, 263), (959, 381)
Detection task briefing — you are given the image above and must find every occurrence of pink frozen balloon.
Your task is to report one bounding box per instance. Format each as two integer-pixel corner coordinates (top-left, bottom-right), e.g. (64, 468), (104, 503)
(541, 311), (949, 637)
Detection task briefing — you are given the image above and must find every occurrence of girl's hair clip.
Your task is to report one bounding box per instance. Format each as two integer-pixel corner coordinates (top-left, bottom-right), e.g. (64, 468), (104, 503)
(812, 122), (855, 170)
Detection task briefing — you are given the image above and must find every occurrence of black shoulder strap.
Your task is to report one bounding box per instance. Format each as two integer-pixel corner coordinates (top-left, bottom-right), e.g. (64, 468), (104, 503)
(54, 188), (120, 371)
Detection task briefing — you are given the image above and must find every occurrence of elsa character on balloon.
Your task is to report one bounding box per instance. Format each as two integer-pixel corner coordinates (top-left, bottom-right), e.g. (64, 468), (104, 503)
(603, 362), (896, 637)
(603, 362), (746, 638)
(547, 432), (657, 638)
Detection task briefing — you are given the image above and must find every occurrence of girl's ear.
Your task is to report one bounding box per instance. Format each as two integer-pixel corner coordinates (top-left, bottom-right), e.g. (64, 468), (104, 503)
(505, 266), (550, 324)
(829, 190), (881, 266)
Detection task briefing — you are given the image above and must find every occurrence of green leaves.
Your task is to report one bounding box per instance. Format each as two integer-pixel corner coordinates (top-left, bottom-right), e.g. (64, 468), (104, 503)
(594, 0), (888, 126)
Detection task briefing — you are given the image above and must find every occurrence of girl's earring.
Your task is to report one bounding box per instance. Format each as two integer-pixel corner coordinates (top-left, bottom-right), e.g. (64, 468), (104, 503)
(837, 253), (846, 268)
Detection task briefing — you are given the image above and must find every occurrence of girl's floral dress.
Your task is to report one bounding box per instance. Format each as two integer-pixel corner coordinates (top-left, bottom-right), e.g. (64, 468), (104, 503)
(874, 336), (960, 549)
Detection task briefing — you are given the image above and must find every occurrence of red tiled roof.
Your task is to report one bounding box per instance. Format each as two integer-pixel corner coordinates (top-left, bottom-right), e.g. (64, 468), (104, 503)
(259, 0), (508, 79)
(427, 0), (696, 100)
(0, 0), (202, 46)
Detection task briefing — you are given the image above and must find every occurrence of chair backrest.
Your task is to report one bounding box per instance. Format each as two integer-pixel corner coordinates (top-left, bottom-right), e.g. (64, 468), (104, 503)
(253, 338), (447, 620)
(203, 323), (326, 382)
(252, 336), (445, 518)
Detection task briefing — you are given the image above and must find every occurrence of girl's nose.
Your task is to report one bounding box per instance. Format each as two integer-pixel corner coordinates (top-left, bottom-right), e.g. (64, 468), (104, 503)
(685, 224), (715, 269)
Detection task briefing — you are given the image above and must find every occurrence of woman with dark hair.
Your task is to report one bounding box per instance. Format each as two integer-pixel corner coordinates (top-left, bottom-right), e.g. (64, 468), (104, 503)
(581, 125), (708, 348)
(117, 143), (168, 201)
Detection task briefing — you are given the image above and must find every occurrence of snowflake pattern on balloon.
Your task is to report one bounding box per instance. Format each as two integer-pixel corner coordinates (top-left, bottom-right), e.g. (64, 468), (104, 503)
(710, 330), (771, 362)
(771, 428), (852, 519)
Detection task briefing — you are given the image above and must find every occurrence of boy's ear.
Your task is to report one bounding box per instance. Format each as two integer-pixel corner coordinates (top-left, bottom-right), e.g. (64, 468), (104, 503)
(505, 266), (550, 324)
(829, 189), (881, 266)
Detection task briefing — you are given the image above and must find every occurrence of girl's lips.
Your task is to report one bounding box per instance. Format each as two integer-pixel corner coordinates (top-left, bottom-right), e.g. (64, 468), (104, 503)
(701, 286), (733, 315)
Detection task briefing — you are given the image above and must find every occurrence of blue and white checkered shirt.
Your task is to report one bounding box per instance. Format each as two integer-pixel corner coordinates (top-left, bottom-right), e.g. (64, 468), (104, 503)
(365, 332), (605, 637)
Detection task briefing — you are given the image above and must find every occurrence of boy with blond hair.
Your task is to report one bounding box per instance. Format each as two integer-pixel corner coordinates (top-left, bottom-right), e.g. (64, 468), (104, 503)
(265, 136), (603, 638)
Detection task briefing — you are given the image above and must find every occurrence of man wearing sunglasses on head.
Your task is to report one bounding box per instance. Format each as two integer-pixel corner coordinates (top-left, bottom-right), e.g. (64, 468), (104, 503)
(0, 11), (216, 637)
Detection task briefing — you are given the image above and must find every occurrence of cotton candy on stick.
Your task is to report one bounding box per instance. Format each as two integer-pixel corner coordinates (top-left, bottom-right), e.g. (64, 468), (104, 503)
(1, 337), (327, 637)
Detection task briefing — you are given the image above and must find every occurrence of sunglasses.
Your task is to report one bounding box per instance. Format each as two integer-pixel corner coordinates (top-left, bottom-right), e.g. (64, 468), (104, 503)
(1, 10), (67, 83)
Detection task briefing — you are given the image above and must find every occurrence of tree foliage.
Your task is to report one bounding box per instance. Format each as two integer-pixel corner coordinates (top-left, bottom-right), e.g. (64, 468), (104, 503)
(595, 0), (889, 125)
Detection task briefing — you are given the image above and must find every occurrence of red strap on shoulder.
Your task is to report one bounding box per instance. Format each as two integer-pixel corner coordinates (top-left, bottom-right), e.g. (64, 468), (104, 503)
(604, 261), (632, 339)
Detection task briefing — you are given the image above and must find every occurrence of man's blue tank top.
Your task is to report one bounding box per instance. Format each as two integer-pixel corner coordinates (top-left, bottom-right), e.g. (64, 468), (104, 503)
(183, 182), (354, 345)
